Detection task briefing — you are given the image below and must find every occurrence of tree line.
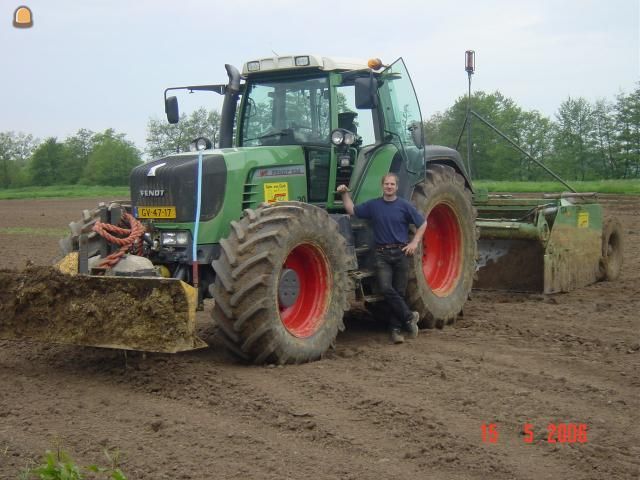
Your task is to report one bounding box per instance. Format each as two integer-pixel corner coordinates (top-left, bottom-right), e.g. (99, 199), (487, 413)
(426, 83), (639, 181)
(0, 108), (221, 188)
(0, 129), (141, 188)
(1, 88), (637, 188)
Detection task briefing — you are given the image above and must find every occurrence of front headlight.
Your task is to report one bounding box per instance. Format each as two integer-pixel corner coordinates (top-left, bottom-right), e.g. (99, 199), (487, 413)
(331, 129), (344, 145)
(343, 132), (356, 145)
(161, 231), (190, 246)
(176, 232), (189, 245)
(161, 232), (177, 245)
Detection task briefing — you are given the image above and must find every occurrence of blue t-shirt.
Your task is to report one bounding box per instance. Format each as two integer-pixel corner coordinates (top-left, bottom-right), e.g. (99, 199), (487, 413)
(354, 197), (425, 246)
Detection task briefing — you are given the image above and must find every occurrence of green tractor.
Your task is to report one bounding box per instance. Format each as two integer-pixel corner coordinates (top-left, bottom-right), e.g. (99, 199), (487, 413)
(149, 55), (476, 363)
(3, 55), (476, 363)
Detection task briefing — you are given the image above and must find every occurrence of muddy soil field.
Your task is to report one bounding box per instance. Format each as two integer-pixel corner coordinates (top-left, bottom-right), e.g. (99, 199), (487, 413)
(0, 196), (638, 479)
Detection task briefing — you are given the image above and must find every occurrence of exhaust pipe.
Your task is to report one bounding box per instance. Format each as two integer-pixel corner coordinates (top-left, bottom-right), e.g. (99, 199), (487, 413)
(219, 64), (241, 148)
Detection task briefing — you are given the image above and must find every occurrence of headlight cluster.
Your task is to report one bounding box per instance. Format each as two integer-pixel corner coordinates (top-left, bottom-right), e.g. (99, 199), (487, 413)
(161, 231), (190, 246)
(330, 128), (356, 147)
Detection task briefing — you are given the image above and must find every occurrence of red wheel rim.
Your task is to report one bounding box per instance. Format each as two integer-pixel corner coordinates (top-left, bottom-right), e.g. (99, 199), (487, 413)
(279, 243), (330, 338)
(422, 204), (461, 296)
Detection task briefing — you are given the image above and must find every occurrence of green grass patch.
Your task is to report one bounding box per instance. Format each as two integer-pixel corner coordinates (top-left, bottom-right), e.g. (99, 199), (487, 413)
(20, 447), (127, 480)
(474, 179), (640, 194)
(0, 227), (69, 237)
(0, 185), (130, 200)
(1, 180), (637, 200)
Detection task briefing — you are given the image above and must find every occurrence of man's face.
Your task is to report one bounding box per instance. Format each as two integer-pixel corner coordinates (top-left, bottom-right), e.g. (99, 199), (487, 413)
(382, 177), (398, 197)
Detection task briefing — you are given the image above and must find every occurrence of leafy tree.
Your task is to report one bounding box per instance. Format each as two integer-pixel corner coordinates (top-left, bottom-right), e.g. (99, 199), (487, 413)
(0, 131), (39, 187)
(515, 110), (554, 181)
(591, 99), (618, 178)
(29, 137), (66, 185)
(60, 128), (96, 184)
(81, 131), (142, 185)
(423, 112), (445, 145)
(614, 83), (640, 178)
(146, 108), (221, 158)
(552, 97), (597, 180)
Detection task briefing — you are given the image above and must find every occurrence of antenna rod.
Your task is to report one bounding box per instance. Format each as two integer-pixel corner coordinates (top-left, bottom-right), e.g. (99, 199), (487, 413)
(465, 50), (475, 178)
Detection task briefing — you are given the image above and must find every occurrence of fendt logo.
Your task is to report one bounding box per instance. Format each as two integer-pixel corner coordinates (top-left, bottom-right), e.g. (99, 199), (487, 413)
(139, 189), (165, 197)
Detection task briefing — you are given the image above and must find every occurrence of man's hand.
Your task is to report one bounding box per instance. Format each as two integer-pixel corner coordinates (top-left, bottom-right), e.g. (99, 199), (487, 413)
(402, 240), (421, 256)
(404, 221), (428, 256)
(337, 185), (355, 215)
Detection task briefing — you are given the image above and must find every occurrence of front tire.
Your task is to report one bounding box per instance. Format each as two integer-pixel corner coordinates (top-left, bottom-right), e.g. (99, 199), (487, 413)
(406, 164), (477, 328)
(211, 202), (351, 364)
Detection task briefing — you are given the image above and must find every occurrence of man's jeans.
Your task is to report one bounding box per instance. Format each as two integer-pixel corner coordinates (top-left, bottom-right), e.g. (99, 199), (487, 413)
(374, 248), (413, 331)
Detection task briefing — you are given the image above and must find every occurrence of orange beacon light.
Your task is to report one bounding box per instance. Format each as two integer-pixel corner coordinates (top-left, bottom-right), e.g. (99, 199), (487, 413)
(13, 6), (33, 28)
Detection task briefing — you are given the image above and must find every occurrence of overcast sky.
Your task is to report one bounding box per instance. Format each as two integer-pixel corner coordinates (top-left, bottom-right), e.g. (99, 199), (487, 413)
(2, 0), (638, 155)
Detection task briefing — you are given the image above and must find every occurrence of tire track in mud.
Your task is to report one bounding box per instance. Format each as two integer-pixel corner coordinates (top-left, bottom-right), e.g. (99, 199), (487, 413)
(1, 353), (383, 480)
(336, 277), (640, 479)
(129, 357), (512, 479)
(0, 342), (513, 479)
(122, 355), (500, 480)
(401, 339), (640, 479)
(215, 350), (605, 480)
(430, 300), (639, 476)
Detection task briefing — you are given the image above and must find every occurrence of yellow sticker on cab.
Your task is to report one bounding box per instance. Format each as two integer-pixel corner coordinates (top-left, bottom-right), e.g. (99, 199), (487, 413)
(577, 211), (589, 228)
(264, 182), (288, 204)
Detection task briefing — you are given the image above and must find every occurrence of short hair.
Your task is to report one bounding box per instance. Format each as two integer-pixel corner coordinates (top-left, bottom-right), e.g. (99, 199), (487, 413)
(381, 172), (399, 185)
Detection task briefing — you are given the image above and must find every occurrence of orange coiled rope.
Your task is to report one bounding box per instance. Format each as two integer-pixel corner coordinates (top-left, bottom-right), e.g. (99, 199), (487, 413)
(92, 212), (146, 269)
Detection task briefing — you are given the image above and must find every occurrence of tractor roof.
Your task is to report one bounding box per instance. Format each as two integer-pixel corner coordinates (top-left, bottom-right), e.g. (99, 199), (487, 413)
(241, 54), (371, 76)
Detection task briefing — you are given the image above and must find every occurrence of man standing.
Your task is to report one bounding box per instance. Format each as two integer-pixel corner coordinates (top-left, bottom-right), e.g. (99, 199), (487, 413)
(337, 173), (427, 344)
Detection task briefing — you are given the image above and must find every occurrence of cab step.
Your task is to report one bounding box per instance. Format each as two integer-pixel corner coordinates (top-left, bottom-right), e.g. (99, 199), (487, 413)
(350, 269), (376, 280)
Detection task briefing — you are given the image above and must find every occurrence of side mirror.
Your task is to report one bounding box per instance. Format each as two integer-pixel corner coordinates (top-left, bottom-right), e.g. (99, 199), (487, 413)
(355, 77), (378, 109)
(409, 121), (425, 149)
(165, 96), (179, 124)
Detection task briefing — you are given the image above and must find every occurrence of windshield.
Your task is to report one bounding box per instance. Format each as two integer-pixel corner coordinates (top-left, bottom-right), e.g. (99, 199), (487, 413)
(240, 76), (331, 146)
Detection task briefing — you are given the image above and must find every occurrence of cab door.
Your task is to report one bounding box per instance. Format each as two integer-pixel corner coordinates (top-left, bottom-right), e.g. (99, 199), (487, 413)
(377, 58), (426, 192)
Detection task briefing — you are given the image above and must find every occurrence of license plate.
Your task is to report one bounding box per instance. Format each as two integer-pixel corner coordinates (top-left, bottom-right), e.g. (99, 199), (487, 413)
(136, 206), (176, 219)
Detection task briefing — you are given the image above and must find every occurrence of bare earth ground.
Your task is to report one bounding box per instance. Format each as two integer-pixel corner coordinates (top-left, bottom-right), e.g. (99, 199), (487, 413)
(0, 196), (638, 480)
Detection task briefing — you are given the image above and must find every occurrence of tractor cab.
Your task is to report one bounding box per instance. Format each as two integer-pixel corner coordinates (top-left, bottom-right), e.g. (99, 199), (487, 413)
(165, 55), (431, 208)
(236, 55), (428, 206)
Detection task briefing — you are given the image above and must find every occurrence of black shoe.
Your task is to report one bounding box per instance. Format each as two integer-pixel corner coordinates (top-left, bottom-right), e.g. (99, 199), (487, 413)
(404, 311), (419, 339)
(390, 329), (405, 344)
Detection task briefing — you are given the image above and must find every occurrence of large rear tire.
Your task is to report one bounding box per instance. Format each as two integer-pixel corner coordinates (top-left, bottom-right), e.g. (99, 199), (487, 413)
(406, 164), (477, 328)
(598, 216), (623, 281)
(211, 202), (351, 364)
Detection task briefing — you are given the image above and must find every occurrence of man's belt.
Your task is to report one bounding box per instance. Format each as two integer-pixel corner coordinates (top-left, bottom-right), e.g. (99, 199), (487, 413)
(375, 243), (406, 251)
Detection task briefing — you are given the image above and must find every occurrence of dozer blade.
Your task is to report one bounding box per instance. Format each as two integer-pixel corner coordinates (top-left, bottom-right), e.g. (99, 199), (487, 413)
(0, 262), (207, 353)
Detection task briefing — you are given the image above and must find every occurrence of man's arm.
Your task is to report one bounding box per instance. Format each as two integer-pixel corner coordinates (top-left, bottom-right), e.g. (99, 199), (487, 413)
(336, 184), (355, 215)
(403, 220), (427, 256)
